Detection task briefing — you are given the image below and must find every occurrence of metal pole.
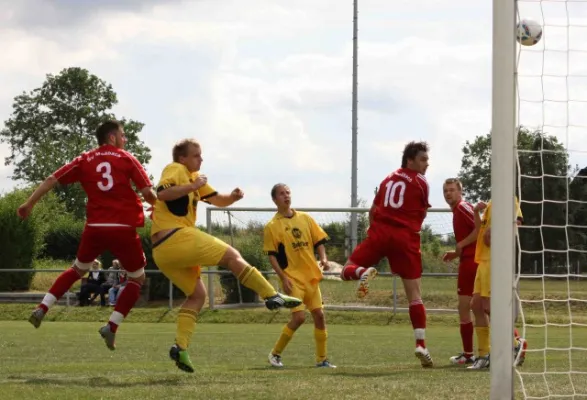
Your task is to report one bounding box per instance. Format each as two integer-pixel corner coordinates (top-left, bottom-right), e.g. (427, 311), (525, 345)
(206, 207), (215, 310)
(350, 0), (359, 251)
(168, 279), (173, 310)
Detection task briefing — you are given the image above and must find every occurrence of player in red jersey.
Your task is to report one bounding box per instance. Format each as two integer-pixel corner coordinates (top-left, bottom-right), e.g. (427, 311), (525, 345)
(340, 141), (433, 367)
(441, 178), (479, 366)
(18, 120), (157, 350)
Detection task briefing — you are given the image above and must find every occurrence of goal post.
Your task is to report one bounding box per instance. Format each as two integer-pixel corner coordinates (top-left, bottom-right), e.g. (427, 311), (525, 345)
(491, 0), (517, 398)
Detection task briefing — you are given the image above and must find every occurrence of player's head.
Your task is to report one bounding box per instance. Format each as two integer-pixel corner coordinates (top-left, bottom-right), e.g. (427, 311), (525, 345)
(443, 178), (463, 208)
(271, 183), (291, 209)
(96, 120), (126, 149)
(173, 139), (202, 172)
(401, 141), (429, 174)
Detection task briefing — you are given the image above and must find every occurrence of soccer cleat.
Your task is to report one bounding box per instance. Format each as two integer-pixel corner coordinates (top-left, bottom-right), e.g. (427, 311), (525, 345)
(265, 293), (302, 310)
(514, 337), (528, 367)
(357, 267), (378, 299)
(415, 346), (434, 368)
(98, 324), (116, 351)
(268, 353), (284, 368)
(467, 355), (490, 370)
(169, 344), (195, 373)
(449, 352), (477, 365)
(316, 360), (337, 368)
(28, 308), (45, 329)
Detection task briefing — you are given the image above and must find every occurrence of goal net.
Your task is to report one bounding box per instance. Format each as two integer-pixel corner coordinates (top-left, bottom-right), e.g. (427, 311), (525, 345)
(514, 0), (587, 398)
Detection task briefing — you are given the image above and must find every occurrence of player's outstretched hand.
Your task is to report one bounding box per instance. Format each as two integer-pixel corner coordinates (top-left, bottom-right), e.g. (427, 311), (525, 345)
(442, 251), (458, 262)
(17, 203), (33, 220)
(230, 187), (244, 201)
(192, 174), (207, 190)
(320, 259), (330, 271)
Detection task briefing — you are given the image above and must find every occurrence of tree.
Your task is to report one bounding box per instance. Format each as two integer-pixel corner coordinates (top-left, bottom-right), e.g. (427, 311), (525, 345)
(458, 127), (573, 273)
(0, 67), (151, 218)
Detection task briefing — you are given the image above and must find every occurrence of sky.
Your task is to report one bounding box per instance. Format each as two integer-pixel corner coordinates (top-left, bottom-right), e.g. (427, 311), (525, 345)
(0, 0), (586, 230)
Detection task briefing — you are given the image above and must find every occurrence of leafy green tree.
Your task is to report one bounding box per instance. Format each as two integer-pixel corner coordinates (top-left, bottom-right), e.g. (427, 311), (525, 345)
(0, 67), (151, 218)
(458, 127), (573, 273)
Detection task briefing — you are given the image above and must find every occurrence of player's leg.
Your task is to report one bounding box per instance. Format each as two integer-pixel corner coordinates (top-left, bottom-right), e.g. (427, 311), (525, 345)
(169, 273), (206, 373)
(468, 262), (490, 370)
(269, 279), (305, 368)
(98, 228), (146, 350)
(340, 234), (382, 298)
(309, 284), (335, 368)
(450, 261), (477, 365)
(29, 228), (101, 328)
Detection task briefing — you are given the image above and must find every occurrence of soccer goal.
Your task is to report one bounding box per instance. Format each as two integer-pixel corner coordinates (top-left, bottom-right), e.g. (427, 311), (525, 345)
(493, 0), (587, 398)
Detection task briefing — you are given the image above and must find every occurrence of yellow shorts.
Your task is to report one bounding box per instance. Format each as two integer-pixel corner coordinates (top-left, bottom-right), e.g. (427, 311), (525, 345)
(152, 227), (229, 296)
(473, 261), (491, 297)
(286, 277), (323, 313)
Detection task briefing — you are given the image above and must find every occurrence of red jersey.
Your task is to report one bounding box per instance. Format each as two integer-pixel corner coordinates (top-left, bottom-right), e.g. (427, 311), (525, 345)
(371, 168), (431, 232)
(52, 144), (152, 227)
(452, 199), (477, 259)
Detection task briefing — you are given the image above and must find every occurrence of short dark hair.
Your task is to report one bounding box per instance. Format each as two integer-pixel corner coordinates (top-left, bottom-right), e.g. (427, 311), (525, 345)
(401, 141), (429, 168)
(96, 120), (122, 145)
(443, 178), (463, 191)
(271, 183), (288, 199)
(172, 139), (200, 162)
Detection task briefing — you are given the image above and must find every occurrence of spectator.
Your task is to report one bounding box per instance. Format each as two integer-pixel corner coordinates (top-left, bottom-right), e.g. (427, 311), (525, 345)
(108, 266), (127, 306)
(78, 260), (107, 306)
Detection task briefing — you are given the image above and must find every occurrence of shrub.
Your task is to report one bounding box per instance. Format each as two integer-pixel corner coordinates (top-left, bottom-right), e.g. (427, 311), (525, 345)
(0, 188), (62, 291)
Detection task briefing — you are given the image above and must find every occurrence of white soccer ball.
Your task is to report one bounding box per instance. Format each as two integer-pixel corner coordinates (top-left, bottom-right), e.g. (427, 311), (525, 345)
(517, 18), (543, 46)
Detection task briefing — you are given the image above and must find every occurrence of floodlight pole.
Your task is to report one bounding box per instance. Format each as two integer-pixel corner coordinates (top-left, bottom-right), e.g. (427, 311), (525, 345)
(350, 0), (359, 251)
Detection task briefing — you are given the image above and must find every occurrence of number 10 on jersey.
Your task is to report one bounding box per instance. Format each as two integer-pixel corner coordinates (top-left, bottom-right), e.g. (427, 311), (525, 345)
(384, 180), (406, 209)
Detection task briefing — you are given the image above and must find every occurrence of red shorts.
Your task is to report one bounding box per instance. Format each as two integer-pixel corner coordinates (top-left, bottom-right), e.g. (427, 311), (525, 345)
(349, 224), (422, 280)
(77, 226), (146, 273)
(457, 258), (478, 297)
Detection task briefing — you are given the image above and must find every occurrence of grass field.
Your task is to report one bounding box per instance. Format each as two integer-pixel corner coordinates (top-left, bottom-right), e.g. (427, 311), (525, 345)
(0, 320), (586, 400)
(3, 259), (585, 399)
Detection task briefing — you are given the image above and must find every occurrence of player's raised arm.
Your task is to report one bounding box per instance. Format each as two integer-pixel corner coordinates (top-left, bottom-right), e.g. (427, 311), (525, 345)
(17, 175), (59, 219)
(204, 187), (244, 207)
(157, 173), (206, 201)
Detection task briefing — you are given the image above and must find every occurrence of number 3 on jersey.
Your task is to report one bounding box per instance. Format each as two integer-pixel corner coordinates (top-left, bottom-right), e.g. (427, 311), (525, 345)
(96, 162), (114, 191)
(384, 180), (406, 209)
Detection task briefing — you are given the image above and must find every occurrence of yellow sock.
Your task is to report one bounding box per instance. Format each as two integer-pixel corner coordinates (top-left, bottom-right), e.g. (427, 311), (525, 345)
(238, 265), (277, 299)
(271, 325), (295, 355)
(476, 326), (490, 357)
(176, 308), (198, 349)
(314, 328), (328, 363)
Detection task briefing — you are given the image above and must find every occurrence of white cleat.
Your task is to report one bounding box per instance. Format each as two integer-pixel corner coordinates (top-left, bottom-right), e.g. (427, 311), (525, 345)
(357, 267), (378, 299)
(415, 346), (434, 368)
(449, 352), (477, 366)
(268, 353), (284, 368)
(467, 355), (490, 370)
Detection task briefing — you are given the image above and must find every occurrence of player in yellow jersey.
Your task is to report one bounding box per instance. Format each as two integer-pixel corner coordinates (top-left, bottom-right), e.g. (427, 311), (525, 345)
(264, 184), (336, 369)
(467, 198), (527, 370)
(150, 139), (302, 373)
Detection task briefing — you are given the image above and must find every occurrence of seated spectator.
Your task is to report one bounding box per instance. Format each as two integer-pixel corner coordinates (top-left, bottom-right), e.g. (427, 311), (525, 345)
(78, 260), (107, 306)
(108, 267), (127, 306)
(102, 259), (121, 297)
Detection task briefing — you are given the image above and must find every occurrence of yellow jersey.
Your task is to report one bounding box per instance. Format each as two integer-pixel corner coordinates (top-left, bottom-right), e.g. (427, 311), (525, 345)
(150, 162), (217, 235)
(474, 199), (523, 263)
(263, 210), (329, 284)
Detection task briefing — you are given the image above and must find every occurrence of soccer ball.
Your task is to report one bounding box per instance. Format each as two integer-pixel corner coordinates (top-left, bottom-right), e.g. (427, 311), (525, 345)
(517, 18), (543, 46)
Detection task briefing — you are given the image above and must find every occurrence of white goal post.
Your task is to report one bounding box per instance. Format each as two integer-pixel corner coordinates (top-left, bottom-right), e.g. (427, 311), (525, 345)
(491, 0), (517, 398)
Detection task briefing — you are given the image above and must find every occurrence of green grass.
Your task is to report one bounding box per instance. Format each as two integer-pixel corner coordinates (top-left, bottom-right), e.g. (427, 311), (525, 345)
(0, 321), (585, 400)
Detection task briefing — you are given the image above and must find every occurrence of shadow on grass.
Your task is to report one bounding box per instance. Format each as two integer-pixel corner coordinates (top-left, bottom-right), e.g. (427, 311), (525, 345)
(9, 375), (185, 388)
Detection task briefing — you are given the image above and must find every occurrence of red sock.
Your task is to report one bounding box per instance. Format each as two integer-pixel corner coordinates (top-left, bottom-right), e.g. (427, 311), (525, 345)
(409, 299), (427, 348)
(38, 268), (82, 312)
(460, 321), (474, 355)
(341, 264), (365, 281)
(514, 328), (520, 338)
(108, 281), (141, 333)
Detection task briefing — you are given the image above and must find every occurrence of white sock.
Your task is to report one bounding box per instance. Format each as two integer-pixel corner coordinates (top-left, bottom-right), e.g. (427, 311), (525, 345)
(414, 328), (426, 341)
(41, 293), (57, 310)
(109, 311), (124, 326)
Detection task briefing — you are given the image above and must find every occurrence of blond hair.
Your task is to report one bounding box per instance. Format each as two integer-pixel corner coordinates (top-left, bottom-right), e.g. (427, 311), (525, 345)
(443, 178), (463, 191)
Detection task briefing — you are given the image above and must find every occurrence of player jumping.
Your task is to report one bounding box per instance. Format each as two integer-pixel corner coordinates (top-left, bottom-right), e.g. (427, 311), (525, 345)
(149, 139), (302, 373)
(467, 198), (527, 369)
(19, 120), (157, 350)
(442, 178), (479, 366)
(340, 141), (434, 368)
(265, 183), (336, 369)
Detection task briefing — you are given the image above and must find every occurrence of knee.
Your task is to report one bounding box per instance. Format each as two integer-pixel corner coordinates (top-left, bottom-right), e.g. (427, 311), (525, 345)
(312, 309), (325, 325)
(126, 268), (146, 284)
(471, 296), (483, 314)
(219, 247), (242, 265)
(292, 312), (306, 327)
